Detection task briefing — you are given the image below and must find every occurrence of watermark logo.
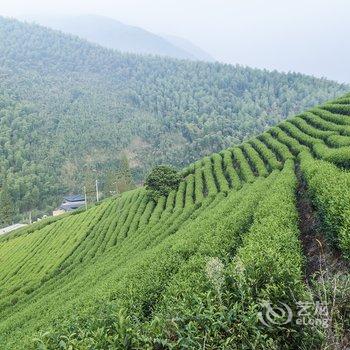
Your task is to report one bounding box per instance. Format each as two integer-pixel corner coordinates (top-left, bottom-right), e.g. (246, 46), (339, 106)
(258, 300), (329, 327)
(258, 301), (293, 326)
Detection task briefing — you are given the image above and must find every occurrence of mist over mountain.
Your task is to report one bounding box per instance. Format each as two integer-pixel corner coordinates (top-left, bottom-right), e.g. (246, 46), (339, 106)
(24, 14), (215, 61)
(161, 34), (215, 62)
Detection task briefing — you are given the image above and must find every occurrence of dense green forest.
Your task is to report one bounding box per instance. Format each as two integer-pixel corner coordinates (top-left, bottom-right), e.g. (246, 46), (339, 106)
(0, 94), (349, 349)
(0, 16), (348, 222)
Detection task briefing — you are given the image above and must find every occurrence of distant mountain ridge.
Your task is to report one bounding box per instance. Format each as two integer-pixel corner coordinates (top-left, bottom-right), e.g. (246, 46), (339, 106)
(161, 33), (215, 62)
(24, 14), (215, 61)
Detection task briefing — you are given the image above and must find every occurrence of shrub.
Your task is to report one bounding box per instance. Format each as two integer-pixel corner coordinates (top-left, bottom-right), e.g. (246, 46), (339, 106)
(327, 134), (350, 147)
(259, 132), (294, 161)
(249, 138), (282, 170)
(291, 115), (336, 140)
(322, 104), (350, 116)
(145, 166), (182, 200)
(313, 143), (350, 168)
(299, 152), (350, 258)
(231, 147), (255, 183)
(311, 108), (350, 127)
(241, 142), (269, 177)
(269, 126), (309, 154)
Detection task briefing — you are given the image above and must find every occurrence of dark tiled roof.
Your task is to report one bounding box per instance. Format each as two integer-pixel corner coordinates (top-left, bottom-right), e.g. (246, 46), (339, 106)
(63, 195), (85, 202)
(60, 201), (85, 211)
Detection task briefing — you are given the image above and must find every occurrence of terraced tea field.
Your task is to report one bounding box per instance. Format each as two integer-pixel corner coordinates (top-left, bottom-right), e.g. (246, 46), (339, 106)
(1, 94), (350, 349)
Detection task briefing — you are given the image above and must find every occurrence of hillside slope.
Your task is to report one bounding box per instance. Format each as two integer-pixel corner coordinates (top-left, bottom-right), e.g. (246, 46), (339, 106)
(1, 94), (350, 349)
(0, 16), (348, 220)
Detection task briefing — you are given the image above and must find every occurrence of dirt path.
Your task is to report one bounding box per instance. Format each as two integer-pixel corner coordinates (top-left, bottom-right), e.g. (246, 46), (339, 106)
(295, 165), (348, 280)
(295, 164), (349, 349)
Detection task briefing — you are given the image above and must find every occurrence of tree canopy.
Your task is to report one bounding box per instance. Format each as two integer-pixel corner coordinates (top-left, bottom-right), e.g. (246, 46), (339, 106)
(0, 16), (348, 222)
(145, 165), (181, 199)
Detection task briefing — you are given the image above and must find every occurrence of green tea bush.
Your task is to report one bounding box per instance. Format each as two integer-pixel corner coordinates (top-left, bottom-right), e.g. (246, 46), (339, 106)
(301, 112), (348, 136)
(174, 181), (186, 210)
(241, 142), (269, 177)
(291, 116), (336, 140)
(231, 147), (255, 183)
(233, 160), (301, 293)
(132, 172), (280, 349)
(259, 132), (294, 161)
(220, 149), (242, 190)
(137, 200), (156, 229)
(3, 94), (350, 349)
(226, 160), (320, 348)
(184, 174), (195, 206)
(211, 153), (230, 193)
(202, 157), (218, 196)
(270, 127), (309, 154)
(329, 95), (350, 104)
(323, 103), (350, 116)
(279, 121), (322, 148)
(194, 161), (204, 202)
(327, 134), (350, 147)
(249, 138), (282, 170)
(313, 143), (350, 167)
(299, 152), (350, 259)
(312, 108), (350, 126)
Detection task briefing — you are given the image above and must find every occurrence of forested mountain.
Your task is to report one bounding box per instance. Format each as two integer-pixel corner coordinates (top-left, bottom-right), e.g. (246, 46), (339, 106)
(1, 94), (350, 349)
(25, 14), (210, 61)
(0, 16), (348, 221)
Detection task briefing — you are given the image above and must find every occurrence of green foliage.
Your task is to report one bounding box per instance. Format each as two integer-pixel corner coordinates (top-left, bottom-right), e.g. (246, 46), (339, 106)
(211, 153), (230, 193)
(291, 115), (336, 140)
(202, 157), (218, 196)
(323, 103), (350, 116)
(249, 138), (282, 170)
(301, 111), (350, 136)
(311, 108), (350, 127)
(313, 143), (350, 167)
(241, 142), (269, 177)
(16, 163), (323, 350)
(220, 149), (242, 190)
(193, 161), (205, 202)
(223, 160), (321, 348)
(0, 185), (15, 226)
(259, 132), (294, 161)
(145, 165), (181, 200)
(327, 134), (350, 147)
(116, 155), (135, 194)
(231, 147), (255, 182)
(300, 152), (350, 258)
(329, 93), (350, 104)
(270, 127), (309, 155)
(234, 160), (302, 294)
(279, 120), (324, 148)
(1, 44), (350, 349)
(0, 16), (347, 218)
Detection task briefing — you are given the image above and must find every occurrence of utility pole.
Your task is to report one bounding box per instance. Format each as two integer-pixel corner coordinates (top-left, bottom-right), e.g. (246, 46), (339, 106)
(115, 181), (119, 196)
(95, 179), (99, 203)
(83, 186), (88, 211)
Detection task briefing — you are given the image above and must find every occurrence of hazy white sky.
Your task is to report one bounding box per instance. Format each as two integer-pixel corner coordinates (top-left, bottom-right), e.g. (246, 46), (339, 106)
(0, 0), (349, 83)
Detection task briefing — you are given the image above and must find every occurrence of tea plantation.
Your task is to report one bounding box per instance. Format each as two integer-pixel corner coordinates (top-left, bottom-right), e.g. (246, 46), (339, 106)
(1, 94), (350, 349)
